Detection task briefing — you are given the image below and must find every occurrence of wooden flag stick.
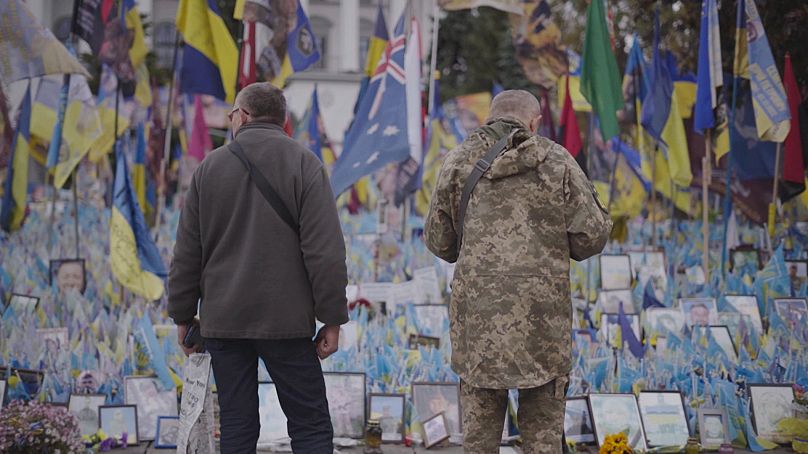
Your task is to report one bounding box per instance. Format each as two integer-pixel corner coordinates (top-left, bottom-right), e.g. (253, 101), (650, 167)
(702, 130), (712, 283)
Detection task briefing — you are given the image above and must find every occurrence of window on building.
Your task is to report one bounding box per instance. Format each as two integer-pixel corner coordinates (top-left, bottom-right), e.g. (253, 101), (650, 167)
(310, 16), (332, 71)
(154, 22), (177, 70)
(358, 18), (374, 71)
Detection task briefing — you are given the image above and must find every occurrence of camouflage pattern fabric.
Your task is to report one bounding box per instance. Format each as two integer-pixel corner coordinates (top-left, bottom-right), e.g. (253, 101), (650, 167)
(425, 117), (611, 390)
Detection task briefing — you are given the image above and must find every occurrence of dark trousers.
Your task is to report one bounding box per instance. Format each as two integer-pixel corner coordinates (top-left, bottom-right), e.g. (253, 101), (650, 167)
(205, 338), (333, 454)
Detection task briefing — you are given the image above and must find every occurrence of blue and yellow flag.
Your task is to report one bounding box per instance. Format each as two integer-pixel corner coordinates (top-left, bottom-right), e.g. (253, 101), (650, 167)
(295, 87), (336, 166)
(133, 123), (148, 214)
(0, 84), (32, 232)
(271, 1), (321, 88)
(110, 140), (167, 300)
(124, 0), (152, 107)
(176, 0), (239, 103)
(365, 5), (389, 77)
(694, 0), (722, 133)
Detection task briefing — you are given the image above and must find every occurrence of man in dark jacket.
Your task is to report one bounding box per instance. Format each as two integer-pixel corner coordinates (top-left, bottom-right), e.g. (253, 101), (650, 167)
(168, 82), (348, 454)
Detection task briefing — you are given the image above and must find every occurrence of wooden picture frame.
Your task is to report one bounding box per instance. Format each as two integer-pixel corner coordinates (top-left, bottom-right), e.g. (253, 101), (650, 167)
(98, 404), (139, 445)
(368, 393), (406, 443)
(697, 407), (730, 449)
(422, 412), (450, 449)
(564, 396), (595, 445)
(749, 383), (796, 444)
(587, 393), (648, 452)
(412, 382), (462, 436)
(154, 416), (180, 449)
(638, 391), (690, 448)
(323, 372), (366, 438)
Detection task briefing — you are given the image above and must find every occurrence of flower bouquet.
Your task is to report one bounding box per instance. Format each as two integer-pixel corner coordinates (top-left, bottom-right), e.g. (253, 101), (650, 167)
(777, 384), (808, 453)
(82, 429), (130, 452)
(599, 432), (633, 454)
(0, 400), (84, 453)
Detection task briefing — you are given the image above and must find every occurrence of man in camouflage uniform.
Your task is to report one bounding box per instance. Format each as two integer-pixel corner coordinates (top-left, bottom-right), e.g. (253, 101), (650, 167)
(424, 90), (612, 453)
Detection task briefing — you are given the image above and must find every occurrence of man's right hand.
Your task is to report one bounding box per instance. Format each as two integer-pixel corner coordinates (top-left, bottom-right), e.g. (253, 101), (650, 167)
(315, 325), (340, 359)
(177, 321), (203, 357)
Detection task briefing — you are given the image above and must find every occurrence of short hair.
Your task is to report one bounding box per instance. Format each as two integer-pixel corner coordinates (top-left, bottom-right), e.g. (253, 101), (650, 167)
(487, 89), (541, 125)
(235, 82), (286, 126)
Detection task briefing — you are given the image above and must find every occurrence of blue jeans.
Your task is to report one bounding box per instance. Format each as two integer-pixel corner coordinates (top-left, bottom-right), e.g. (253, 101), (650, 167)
(205, 338), (333, 453)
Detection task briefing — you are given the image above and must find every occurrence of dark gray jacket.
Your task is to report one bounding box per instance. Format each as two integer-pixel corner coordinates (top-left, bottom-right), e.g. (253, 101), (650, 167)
(168, 122), (348, 339)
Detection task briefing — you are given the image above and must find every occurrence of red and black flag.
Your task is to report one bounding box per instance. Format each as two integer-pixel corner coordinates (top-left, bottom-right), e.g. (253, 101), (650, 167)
(559, 75), (586, 173)
(781, 53), (807, 202)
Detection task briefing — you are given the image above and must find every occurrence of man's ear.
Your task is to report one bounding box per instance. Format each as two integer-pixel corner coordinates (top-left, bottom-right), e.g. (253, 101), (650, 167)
(531, 115), (543, 134)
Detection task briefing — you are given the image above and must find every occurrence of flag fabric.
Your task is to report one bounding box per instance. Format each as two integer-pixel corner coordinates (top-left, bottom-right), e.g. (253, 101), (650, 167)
(187, 95), (212, 162)
(781, 54), (806, 202)
(110, 141), (167, 300)
(30, 75), (102, 188)
(134, 123), (148, 212)
(365, 6), (389, 78)
(330, 13), (410, 196)
(0, 84), (12, 169)
(295, 87), (336, 166)
(72, 0), (115, 54)
(559, 75), (585, 171)
(0, 84), (32, 232)
(124, 0), (153, 107)
(416, 117), (457, 216)
(438, 0), (523, 14)
(0, 0), (90, 83)
(642, 280), (665, 310)
(580, 0), (623, 140)
(618, 302), (645, 359)
(176, 0), (239, 103)
(641, 11), (673, 145)
(509, 0), (568, 90)
(394, 17), (425, 203)
(734, 0), (790, 142)
(694, 0), (722, 133)
(238, 20), (257, 89)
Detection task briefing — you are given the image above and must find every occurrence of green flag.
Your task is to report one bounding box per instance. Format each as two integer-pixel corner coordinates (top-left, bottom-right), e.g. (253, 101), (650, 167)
(580, 0), (623, 140)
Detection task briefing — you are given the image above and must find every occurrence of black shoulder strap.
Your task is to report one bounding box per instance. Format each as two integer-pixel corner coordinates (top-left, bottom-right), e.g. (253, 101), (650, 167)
(228, 140), (299, 235)
(456, 134), (510, 249)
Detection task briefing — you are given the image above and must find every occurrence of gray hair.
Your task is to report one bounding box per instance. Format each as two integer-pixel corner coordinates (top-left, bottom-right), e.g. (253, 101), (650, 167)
(487, 89), (541, 126)
(235, 82), (287, 126)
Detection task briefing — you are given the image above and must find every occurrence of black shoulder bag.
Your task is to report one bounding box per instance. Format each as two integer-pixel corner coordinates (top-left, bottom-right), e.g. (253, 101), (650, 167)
(228, 140), (299, 235)
(456, 134), (511, 249)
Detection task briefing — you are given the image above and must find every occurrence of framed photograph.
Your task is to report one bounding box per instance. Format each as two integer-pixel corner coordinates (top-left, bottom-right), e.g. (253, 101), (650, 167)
(69, 393), (107, 437)
(124, 376), (178, 441)
(730, 246), (761, 273)
(412, 304), (449, 337)
(564, 397), (595, 445)
(0, 379), (6, 410)
(645, 307), (685, 335)
(154, 416), (179, 449)
(724, 295), (764, 333)
(587, 393), (648, 451)
(37, 328), (69, 354)
(49, 258), (86, 295)
(679, 298), (718, 327)
(597, 289), (635, 314)
(369, 393), (405, 443)
(638, 391), (690, 448)
(412, 382), (461, 436)
(698, 408), (730, 449)
(99, 404), (139, 445)
(627, 250), (667, 290)
(408, 334), (441, 350)
(257, 382), (288, 445)
(422, 412), (450, 449)
(692, 325), (738, 363)
(7, 293), (39, 316)
(600, 313), (641, 350)
(749, 384), (796, 443)
(785, 260), (807, 290)
(10, 368), (44, 399)
(323, 372), (366, 438)
(600, 255), (632, 290)
(774, 298), (808, 326)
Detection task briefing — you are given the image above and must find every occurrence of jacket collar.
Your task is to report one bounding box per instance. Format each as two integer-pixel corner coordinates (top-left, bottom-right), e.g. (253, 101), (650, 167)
(235, 122), (285, 138)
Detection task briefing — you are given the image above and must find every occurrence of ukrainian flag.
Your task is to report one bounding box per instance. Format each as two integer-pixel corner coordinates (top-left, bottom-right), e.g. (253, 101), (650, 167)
(110, 141), (167, 300)
(133, 123), (148, 214)
(365, 5), (389, 77)
(296, 87), (336, 166)
(271, 1), (321, 88)
(176, 0), (239, 103)
(0, 84), (32, 232)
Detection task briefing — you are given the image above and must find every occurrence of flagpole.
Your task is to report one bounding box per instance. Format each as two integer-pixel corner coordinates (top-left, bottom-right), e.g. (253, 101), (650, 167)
(427, 1), (440, 118)
(72, 170), (80, 258)
(702, 130), (711, 283)
(606, 144), (620, 212)
(651, 144), (657, 247)
(154, 32), (181, 237)
(586, 112), (594, 302)
(768, 141), (782, 251)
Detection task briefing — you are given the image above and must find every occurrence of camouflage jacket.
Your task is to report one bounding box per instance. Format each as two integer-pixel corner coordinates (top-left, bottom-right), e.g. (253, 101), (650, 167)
(424, 118), (612, 389)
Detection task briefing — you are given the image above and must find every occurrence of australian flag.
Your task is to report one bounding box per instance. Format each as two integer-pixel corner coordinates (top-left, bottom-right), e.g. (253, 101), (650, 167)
(330, 14), (410, 196)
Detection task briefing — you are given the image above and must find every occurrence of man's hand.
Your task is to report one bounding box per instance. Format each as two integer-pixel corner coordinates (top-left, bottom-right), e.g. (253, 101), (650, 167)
(177, 322), (203, 357)
(315, 325), (340, 360)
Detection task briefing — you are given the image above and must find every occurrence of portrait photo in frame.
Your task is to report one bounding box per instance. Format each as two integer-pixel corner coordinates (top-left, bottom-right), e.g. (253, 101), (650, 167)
(412, 382), (461, 436)
(730, 246), (761, 273)
(600, 255), (632, 290)
(587, 393), (648, 451)
(323, 372), (366, 438)
(68, 393), (107, 437)
(369, 393), (406, 443)
(679, 297), (718, 327)
(408, 334), (440, 350)
(564, 396), (595, 445)
(124, 376), (178, 441)
(422, 412), (450, 449)
(49, 258), (86, 295)
(698, 408), (730, 449)
(257, 382), (289, 445)
(774, 298), (808, 327)
(638, 391), (690, 448)
(724, 295), (764, 333)
(7, 294), (40, 316)
(154, 416), (179, 449)
(785, 260), (807, 291)
(749, 384), (796, 444)
(645, 307), (685, 336)
(99, 404), (139, 445)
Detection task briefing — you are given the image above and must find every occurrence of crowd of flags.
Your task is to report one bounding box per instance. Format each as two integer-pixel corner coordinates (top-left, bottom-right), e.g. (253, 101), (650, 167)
(1, 0), (807, 298)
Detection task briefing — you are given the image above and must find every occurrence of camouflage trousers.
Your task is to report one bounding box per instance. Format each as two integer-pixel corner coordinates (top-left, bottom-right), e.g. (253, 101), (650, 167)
(461, 377), (567, 454)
